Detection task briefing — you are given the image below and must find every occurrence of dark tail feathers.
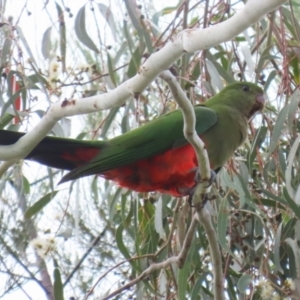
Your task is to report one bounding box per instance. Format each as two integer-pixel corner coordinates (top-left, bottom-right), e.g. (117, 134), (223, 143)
(0, 129), (104, 171)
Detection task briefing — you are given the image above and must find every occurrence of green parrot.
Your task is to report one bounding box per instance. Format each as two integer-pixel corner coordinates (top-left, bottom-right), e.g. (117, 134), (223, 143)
(0, 82), (265, 196)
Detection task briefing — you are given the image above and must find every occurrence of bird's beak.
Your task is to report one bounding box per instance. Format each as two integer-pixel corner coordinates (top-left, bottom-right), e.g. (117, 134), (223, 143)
(247, 93), (266, 120)
(256, 94), (266, 110)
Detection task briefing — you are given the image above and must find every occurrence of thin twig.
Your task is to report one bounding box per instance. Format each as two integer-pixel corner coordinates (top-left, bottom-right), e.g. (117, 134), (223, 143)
(84, 254), (156, 299)
(63, 227), (107, 287)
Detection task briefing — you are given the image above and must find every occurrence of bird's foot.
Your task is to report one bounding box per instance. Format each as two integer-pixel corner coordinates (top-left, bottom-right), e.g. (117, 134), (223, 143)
(187, 191), (209, 208)
(194, 168), (217, 188)
(181, 169), (217, 208)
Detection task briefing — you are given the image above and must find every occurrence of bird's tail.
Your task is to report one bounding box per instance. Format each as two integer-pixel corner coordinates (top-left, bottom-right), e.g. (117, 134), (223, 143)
(0, 129), (105, 171)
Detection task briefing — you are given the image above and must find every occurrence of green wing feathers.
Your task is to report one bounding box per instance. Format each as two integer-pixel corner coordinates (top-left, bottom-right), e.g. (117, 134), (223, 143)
(60, 106), (217, 182)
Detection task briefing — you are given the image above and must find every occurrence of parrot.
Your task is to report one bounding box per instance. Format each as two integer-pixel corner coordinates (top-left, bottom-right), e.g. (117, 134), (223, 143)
(0, 82), (265, 197)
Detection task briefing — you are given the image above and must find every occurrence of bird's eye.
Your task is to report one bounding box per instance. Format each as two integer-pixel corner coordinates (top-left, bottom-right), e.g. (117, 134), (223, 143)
(242, 85), (250, 92)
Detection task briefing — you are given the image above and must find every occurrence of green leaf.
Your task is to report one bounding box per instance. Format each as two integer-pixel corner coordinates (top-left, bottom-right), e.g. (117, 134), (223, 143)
(97, 3), (117, 41)
(254, 198), (286, 210)
(0, 113), (14, 128)
(206, 51), (235, 83)
(268, 105), (289, 157)
(288, 89), (300, 133)
(274, 222), (284, 273)
(75, 6), (99, 53)
(124, 0), (143, 38)
(191, 272), (210, 300)
(285, 135), (300, 201)
(53, 266), (64, 300)
(15, 26), (37, 67)
(261, 189), (286, 205)
(206, 59), (223, 91)
(217, 197), (233, 255)
(1, 90), (22, 118)
(127, 46), (142, 78)
(107, 52), (117, 87)
(247, 126), (268, 171)
(1, 38), (12, 67)
(161, 3), (184, 15)
(286, 192), (297, 215)
(114, 41), (128, 65)
(41, 27), (52, 60)
(116, 223), (131, 259)
(284, 237), (300, 277)
(283, 187), (300, 219)
(178, 252), (191, 300)
(109, 188), (122, 222)
(100, 107), (120, 138)
(256, 47), (279, 80)
(264, 70), (277, 91)
(237, 274), (252, 293)
(24, 191), (59, 219)
(22, 176), (30, 195)
(56, 3), (66, 71)
(282, 7), (300, 41)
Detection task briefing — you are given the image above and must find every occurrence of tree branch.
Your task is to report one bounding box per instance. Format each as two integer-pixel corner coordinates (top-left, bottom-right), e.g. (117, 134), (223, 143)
(159, 70), (223, 299)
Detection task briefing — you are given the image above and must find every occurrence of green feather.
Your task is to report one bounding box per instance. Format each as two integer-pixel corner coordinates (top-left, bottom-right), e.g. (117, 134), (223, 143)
(60, 106), (217, 182)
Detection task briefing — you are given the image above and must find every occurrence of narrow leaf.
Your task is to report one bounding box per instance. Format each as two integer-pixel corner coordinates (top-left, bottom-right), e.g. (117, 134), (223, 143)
(206, 51), (235, 83)
(1, 38), (11, 67)
(287, 88), (300, 134)
(240, 45), (255, 75)
(285, 134), (300, 200)
(107, 52), (117, 87)
(274, 222), (284, 273)
(0, 114), (14, 128)
(248, 126), (268, 171)
(123, 0), (145, 50)
(97, 3), (117, 41)
(41, 27), (52, 60)
(25, 191), (58, 219)
(56, 3), (66, 72)
(53, 267), (64, 300)
(178, 255), (190, 300)
(75, 6), (99, 53)
(237, 274), (252, 293)
(127, 46), (142, 78)
(285, 237), (300, 278)
(100, 107), (120, 138)
(283, 187), (300, 219)
(268, 105), (289, 157)
(116, 223), (131, 259)
(15, 26), (37, 67)
(217, 197), (233, 255)
(206, 59), (223, 91)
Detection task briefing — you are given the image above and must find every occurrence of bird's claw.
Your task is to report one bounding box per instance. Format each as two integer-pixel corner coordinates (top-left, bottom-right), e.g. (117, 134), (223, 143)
(186, 169), (217, 207)
(194, 169), (217, 187)
(188, 191), (211, 208)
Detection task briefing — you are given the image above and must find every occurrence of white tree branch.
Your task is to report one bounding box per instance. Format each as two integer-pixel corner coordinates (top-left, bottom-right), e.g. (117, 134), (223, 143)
(159, 70), (211, 190)
(159, 70), (223, 299)
(0, 0), (286, 161)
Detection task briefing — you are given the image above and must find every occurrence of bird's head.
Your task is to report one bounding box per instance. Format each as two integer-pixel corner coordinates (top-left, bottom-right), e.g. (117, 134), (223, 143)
(206, 82), (265, 120)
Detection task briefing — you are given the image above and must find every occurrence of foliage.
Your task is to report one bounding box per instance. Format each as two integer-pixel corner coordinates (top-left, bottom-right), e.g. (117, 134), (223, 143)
(0, 0), (300, 300)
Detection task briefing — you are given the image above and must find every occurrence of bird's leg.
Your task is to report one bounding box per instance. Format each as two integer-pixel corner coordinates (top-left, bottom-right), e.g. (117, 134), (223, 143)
(185, 168), (217, 207)
(194, 168), (217, 188)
